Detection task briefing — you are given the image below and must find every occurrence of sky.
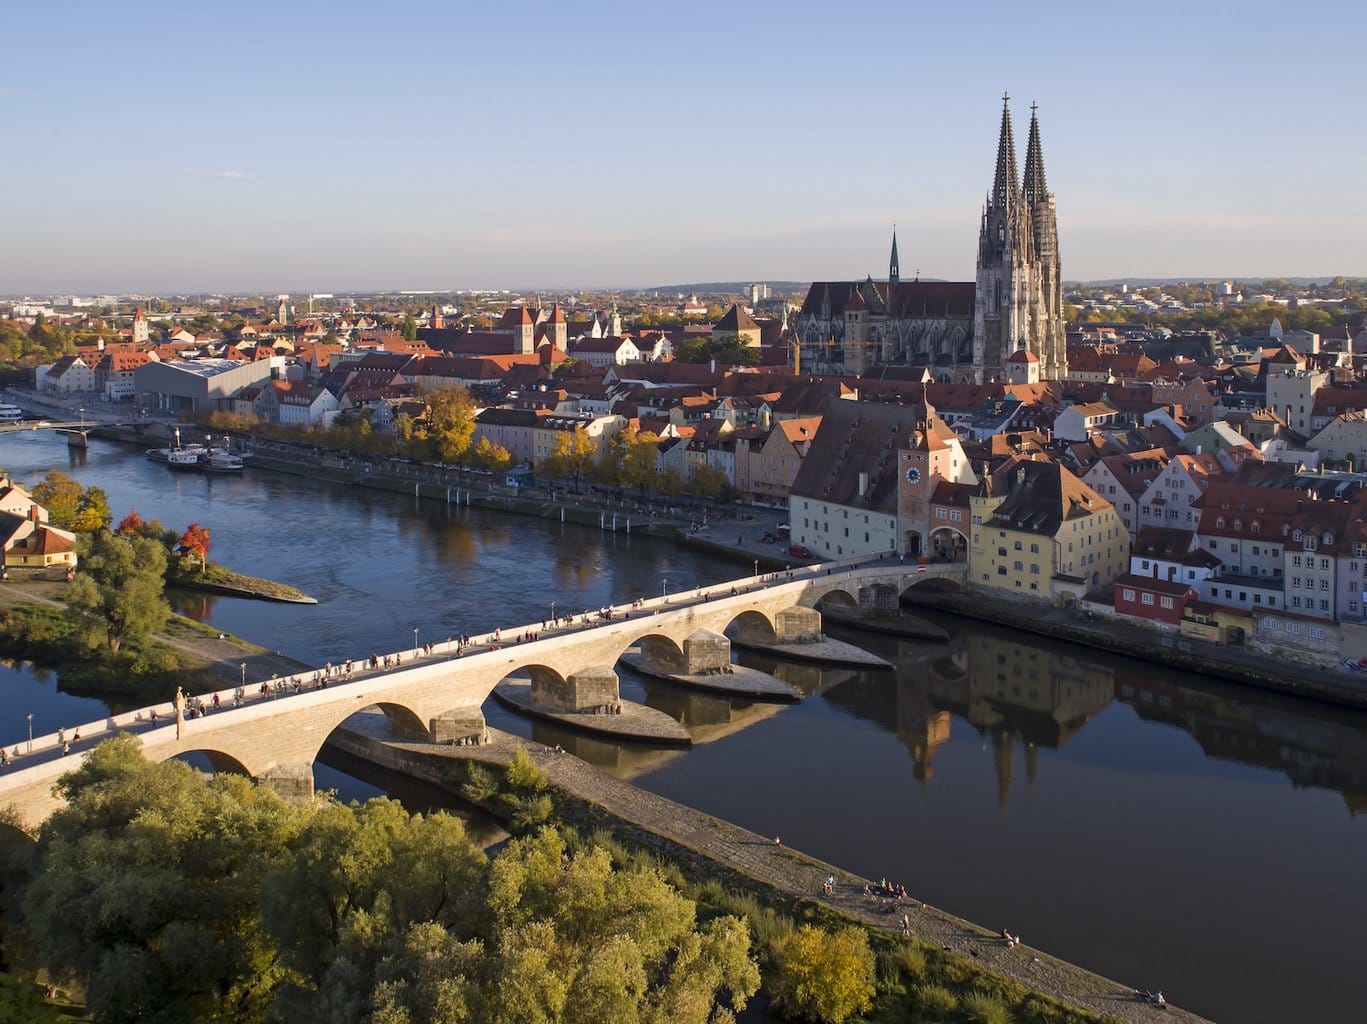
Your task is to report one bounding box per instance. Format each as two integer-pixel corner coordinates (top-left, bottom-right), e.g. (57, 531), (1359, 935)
(2, 0), (1363, 294)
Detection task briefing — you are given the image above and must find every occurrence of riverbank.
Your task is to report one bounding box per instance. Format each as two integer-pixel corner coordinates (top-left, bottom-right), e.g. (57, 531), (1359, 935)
(327, 719), (1210, 1024)
(904, 588), (1367, 710)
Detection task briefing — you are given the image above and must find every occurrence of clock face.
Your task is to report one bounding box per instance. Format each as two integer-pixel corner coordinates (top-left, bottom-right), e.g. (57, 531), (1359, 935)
(905, 466), (921, 485)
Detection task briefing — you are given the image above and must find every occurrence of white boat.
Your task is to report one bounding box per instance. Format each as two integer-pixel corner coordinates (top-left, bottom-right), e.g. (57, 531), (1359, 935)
(204, 449), (244, 473)
(0, 404), (24, 421)
(147, 443), (205, 464)
(167, 448), (203, 471)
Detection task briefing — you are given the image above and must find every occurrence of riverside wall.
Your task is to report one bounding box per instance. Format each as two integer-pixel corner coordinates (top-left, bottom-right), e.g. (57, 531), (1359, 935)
(905, 588), (1367, 711)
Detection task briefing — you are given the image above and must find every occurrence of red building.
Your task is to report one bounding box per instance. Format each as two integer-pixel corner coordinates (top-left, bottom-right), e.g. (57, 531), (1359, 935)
(1114, 573), (1197, 627)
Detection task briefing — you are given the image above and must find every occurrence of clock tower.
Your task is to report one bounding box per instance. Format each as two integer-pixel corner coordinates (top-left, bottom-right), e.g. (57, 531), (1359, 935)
(896, 411), (979, 558)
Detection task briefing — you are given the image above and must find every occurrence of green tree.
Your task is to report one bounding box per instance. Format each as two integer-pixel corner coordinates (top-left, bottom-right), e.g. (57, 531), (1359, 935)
(769, 925), (876, 1024)
(401, 313), (418, 342)
(29, 470), (82, 529)
(15, 735), (302, 1024)
(541, 427), (596, 491)
(677, 333), (760, 367)
(66, 530), (169, 652)
(71, 485), (112, 533)
(687, 462), (729, 501)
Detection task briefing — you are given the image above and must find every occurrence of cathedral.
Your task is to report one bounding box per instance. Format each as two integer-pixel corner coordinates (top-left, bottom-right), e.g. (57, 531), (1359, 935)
(795, 97), (1066, 383)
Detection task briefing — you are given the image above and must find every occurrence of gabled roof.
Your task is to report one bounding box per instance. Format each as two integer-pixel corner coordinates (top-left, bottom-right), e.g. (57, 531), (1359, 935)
(987, 461), (1113, 537)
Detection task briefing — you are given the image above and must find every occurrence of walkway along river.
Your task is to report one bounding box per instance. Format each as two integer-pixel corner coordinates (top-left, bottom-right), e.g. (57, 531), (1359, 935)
(1, 430), (1363, 1024)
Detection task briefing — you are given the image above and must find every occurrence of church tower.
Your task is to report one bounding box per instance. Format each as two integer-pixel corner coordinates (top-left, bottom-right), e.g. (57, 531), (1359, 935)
(889, 226), (900, 286)
(1023, 103), (1066, 379)
(974, 96), (1036, 384)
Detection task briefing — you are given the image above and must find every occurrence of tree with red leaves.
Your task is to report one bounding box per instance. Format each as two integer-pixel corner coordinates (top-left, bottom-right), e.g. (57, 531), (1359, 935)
(116, 509), (144, 536)
(177, 522), (211, 572)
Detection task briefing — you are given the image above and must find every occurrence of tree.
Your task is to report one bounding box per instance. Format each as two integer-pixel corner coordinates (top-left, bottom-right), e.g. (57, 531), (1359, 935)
(542, 427), (596, 491)
(618, 426), (661, 495)
(66, 531), (169, 652)
(424, 385), (478, 464)
(178, 522), (212, 572)
(401, 313), (418, 342)
(71, 485), (112, 533)
(115, 509), (144, 536)
(30, 470), (82, 529)
(687, 462), (729, 501)
(769, 925), (876, 1024)
(677, 333), (760, 367)
(15, 744), (759, 1024)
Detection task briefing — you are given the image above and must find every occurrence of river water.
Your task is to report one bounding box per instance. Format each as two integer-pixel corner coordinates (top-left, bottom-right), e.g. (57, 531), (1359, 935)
(2, 431), (1362, 1023)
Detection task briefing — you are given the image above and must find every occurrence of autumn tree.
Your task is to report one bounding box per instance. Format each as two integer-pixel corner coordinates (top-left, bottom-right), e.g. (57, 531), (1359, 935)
(770, 924), (876, 1024)
(617, 425), (661, 495)
(423, 384), (478, 464)
(70, 485), (112, 533)
(30, 470), (82, 529)
(66, 531), (169, 652)
(687, 462), (730, 501)
(177, 522), (212, 572)
(471, 437), (513, 473)
(541, 426), (597, 491)
(115, 509), (144, 536)
(401, 312), (418, 342)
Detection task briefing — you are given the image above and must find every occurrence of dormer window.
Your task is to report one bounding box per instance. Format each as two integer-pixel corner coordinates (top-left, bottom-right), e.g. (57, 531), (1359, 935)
(1324, 531), (1335, 544)
(1216, 517), (1226, 529)
(1251, 520), (1261, 534)
(1305, 535), (1317, 552)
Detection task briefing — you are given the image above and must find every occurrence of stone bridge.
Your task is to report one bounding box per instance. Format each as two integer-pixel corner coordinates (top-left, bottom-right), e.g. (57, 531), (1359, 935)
(0, 559), (966, 829)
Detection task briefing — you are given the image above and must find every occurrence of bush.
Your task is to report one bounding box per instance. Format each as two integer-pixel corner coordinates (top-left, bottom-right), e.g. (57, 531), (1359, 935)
(506, 792), (553, 833)
(961, 988), (1013, 1024)
(504, 746), (548, 792)
(770, 924), (876, 1024)
(894, 942), (927, 980)
(705, 889), (795, 951)
(914, 983), (959, 1016)
(458, 763), (499, 804)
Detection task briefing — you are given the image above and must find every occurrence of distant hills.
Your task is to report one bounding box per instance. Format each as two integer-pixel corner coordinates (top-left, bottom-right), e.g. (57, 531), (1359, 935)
(1069, 277), (1361, 287)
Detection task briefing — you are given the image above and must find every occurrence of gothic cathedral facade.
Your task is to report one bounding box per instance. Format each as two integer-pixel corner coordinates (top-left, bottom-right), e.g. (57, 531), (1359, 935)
(795, 97), (1065, 383)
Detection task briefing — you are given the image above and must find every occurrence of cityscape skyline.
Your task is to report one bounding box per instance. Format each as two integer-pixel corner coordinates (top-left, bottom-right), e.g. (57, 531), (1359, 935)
(3, 0), (1363, 294)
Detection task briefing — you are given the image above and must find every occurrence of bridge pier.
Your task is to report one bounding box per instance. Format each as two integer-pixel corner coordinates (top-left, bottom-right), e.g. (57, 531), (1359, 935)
(531, 666), (619, 713)
(257, 762), (314, 804)
(775, 607), (823, 644)
(681, 629), (731, 673)
(431, 707), (488, 746)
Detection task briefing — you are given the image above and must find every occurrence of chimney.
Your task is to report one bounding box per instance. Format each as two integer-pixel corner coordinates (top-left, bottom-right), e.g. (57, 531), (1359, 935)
(30, 504), (39, 522)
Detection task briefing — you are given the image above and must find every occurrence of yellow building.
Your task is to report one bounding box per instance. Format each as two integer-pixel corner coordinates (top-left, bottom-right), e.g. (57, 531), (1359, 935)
(970, 460), (1127, 603)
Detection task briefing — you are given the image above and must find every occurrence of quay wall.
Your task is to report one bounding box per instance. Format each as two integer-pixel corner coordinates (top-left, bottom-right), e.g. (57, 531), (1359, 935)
(905, 589), (1367, 711)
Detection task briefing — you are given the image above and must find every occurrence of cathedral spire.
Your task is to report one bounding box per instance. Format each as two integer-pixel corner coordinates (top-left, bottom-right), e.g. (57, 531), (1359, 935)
(1022, 101), (1048, 207)
(991, 93), (1020, 208)
(889, 223), (900, 285)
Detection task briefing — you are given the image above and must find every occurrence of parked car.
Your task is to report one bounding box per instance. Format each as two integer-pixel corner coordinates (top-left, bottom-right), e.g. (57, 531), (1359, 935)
(788, 544), (812, 558)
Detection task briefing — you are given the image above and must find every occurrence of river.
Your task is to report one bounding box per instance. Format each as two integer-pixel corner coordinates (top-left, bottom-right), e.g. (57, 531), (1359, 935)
(2, 430), (1363, 1023)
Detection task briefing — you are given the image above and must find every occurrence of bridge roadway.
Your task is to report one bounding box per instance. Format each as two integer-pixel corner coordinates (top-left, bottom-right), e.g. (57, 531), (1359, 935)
(0, 558), (966, 829)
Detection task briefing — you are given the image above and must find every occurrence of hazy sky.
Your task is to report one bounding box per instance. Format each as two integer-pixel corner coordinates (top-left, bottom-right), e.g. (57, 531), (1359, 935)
(3, 1), (1362, 294)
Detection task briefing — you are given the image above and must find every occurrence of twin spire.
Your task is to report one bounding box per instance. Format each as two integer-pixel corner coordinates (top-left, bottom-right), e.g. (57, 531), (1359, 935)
(992, 93), (1049, 210)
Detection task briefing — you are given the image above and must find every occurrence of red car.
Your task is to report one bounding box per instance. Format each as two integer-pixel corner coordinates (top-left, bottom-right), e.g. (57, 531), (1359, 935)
(788, 544), (813, 558)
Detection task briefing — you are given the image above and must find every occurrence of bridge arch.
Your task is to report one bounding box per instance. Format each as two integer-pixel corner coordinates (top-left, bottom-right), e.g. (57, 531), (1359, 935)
(167, 748), (252, 777)
(725, 609), (779, 645)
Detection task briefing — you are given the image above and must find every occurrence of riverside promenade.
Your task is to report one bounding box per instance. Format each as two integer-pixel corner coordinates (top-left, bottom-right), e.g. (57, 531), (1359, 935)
(349, 725), (1209, 1024)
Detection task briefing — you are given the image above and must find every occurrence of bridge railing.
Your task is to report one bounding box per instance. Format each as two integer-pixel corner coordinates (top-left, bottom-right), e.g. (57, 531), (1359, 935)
(0, 558), (967, 768)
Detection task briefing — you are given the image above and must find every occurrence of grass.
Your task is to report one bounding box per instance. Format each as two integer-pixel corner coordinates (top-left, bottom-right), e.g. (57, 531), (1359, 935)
(172, 563), (315, 603)
(0, 973), (87, 1023)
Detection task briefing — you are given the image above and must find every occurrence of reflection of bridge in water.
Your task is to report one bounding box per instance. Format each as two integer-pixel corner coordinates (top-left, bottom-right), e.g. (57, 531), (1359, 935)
(0, 559), (967, 828)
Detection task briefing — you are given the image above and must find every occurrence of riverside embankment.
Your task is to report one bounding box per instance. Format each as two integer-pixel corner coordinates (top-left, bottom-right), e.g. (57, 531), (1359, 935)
(327, 719), (1209, 1024)
(904, 587), (1367, 710)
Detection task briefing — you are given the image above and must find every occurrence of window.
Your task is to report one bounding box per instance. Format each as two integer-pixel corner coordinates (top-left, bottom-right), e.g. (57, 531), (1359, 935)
(1160, 596), (1174, 609)
(951, 510), (962, 522)
(1321, 599), (1330, 611)
(1122, 588), (1136, 601)
(1141, 593), (1155, 606)
(1292, 596), (1301, 608)
(935, 508), (947, 519)
(1293, 555), (1302, 568)
(1030, 543), (1039, 553)
(1014, 560), (1023, 571)
(998, 547), (1008, 557)
(998, 566), (1007, 576)
(1031, 564), (1040, 575)
(1014, 540), (1022, 551)
(1321, 558), (1330, 570)
(1321, 579), (1329, 591)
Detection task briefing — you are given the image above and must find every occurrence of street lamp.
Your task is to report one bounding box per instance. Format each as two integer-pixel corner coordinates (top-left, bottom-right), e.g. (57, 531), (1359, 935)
(240, 662), (246, 691)
(26, 713), (32, 754)
(550, 601), (556, 625)
(661, 576), (669, 602)
(413, 627), (420, 654)
(754, 559), (759, 580)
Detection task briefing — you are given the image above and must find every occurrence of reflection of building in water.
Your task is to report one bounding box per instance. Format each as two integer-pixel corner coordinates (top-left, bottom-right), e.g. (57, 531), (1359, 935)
(1116, 667), (1367, 814)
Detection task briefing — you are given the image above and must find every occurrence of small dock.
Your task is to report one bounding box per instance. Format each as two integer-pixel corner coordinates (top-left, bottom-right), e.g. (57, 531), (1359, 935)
(730, 635), (893, 669)
(492, 681), (691, 745)
(619, 651), (801, 702)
